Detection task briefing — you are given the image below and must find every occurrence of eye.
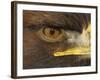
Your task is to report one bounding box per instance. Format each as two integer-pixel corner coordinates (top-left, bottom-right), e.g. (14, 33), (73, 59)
(37, 27), (65, 42)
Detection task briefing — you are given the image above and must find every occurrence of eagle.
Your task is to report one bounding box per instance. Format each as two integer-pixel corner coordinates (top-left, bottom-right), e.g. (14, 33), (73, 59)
(23, 10), (91, 69)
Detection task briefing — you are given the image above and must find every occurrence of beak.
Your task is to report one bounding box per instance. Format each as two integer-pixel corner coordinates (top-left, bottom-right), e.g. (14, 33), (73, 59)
(53, 24), (91, 57)
(53, 46), (90, 57)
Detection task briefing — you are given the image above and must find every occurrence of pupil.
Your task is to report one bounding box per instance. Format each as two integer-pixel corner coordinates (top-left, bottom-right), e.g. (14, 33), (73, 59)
(50, 29), (55, 35)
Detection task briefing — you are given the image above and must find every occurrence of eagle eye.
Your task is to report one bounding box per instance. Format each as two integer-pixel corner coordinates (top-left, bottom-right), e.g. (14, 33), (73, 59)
(37, 27), (65, 42)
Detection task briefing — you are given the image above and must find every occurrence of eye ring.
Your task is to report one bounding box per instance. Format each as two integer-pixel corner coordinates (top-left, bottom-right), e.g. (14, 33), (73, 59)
(37, 27), (65, 42)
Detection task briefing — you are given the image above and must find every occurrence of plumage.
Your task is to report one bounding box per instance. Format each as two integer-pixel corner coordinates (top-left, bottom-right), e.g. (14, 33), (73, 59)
(23, 10), (91, 69)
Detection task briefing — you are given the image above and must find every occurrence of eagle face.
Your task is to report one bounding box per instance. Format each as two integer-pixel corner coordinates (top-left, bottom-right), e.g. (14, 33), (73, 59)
(23, 11), (91, 69)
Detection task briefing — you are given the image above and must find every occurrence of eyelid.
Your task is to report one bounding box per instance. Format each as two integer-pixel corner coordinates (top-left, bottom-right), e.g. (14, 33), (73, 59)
(36, 22), (66, 30)
(28, 22), (82, 34)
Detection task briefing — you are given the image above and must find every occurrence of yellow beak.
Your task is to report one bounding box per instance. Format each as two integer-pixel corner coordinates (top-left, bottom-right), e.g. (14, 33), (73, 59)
(53, 24), (91, 57)
(53, 46), (90, 57)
